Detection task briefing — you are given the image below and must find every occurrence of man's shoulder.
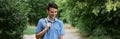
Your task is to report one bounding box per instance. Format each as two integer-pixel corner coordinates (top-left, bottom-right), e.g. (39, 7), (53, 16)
(38, 18), (45, 22)
(56, 19), (64, 27)
(56, 19), (63, 24)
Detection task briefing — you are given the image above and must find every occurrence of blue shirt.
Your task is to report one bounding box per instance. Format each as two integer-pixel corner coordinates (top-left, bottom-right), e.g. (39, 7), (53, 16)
(35, 17), (65, 39)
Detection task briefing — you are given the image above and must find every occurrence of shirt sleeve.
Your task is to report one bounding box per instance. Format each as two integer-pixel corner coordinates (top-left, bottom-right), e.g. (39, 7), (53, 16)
(35, 19), (43, 34)
(60, 21), (65, 35)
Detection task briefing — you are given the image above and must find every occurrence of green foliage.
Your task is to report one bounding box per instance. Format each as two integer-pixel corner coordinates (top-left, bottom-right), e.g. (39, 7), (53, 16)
(55, 0), (120, 39)
(0, 0), (30, 39)
(27, 0), (49, 25)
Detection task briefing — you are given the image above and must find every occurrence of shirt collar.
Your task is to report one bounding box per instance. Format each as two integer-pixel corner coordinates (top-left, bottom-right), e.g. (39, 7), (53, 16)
(46, 16), (58, 22)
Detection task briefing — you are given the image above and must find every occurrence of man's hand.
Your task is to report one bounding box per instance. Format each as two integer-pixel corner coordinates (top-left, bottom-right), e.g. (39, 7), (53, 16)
(46, 23), (51, 29)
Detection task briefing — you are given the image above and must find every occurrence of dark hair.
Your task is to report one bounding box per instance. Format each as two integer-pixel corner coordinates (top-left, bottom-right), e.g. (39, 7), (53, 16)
(47, 2), (58, 10)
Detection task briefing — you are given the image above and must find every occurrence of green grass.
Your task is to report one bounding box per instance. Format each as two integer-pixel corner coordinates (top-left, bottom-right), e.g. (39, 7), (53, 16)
(23, 25), (36, 35)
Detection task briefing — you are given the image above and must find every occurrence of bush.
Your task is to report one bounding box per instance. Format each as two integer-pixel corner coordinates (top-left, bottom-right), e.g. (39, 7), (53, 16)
(0, 0), (30, 39)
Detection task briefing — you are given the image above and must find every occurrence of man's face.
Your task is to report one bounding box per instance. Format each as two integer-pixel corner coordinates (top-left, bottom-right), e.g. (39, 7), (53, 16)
(47, 7), (57, 19)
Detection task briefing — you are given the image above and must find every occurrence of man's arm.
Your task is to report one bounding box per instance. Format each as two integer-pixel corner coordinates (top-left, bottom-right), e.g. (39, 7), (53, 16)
(59, 21), (65, 39)
(36, 23), (50, 39)
(60, 35), (63, 39)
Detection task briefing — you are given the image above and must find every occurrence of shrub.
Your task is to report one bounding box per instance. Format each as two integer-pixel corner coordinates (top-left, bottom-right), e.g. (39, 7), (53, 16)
(0, 0), (30, 39)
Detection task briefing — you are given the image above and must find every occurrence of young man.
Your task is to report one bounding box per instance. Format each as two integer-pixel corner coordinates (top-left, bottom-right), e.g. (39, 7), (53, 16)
(35, 2), (65, 39)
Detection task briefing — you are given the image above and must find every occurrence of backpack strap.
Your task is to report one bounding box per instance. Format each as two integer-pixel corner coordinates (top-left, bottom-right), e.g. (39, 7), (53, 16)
(44, 18), (48, 23)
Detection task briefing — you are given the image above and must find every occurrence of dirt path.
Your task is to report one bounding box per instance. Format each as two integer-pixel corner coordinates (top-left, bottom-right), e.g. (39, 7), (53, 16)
(23, 24), (81, 39)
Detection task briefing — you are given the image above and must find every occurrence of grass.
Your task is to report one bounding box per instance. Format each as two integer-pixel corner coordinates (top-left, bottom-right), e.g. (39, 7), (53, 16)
(23, 25), (36, 35)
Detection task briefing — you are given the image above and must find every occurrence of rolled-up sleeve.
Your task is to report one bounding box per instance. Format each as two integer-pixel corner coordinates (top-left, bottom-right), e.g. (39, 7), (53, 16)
(35, 19), (43, 34)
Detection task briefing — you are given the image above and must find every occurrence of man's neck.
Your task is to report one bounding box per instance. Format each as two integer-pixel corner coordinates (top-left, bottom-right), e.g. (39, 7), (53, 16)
(49, 17), (55, 22)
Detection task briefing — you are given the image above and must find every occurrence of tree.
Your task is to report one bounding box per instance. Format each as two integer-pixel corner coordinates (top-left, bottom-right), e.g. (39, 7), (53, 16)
(27, 0), (50, 25)
(55, 0), (120, 39)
